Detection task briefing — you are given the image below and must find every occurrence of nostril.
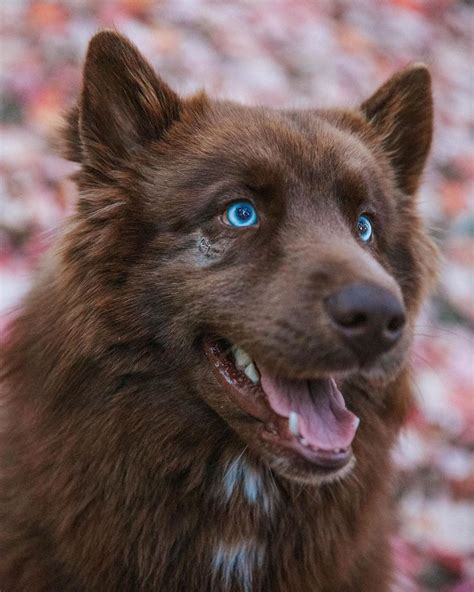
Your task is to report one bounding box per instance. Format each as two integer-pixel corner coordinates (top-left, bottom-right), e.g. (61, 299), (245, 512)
(337, 311), (368, 331)
(385, 312), (406, 336)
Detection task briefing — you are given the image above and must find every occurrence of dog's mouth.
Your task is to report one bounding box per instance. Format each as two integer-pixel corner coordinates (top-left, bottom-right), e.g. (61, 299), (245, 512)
(204, 339), (360, 472)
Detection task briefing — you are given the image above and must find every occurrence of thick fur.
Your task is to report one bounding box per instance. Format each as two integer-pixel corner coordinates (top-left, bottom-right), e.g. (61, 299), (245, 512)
(0, 32), (438, 591)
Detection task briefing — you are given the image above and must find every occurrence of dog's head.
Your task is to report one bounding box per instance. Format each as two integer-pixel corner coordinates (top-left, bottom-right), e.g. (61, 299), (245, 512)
(62, 32), (438, 484)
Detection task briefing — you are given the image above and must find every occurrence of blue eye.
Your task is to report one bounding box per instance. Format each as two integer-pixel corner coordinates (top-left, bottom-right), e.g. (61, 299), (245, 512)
(357, 214), (373, 242)
(225, 201), (259, 228)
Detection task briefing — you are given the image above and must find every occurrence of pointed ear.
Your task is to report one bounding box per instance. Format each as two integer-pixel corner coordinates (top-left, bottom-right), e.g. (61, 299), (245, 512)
(361, 64), (433, 195)
(78, 30), (182, 171)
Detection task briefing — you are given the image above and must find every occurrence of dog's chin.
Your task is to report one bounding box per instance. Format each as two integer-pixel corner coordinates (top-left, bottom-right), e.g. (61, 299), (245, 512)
(202, 338), (368, 485)
(266, 452), (357, 486)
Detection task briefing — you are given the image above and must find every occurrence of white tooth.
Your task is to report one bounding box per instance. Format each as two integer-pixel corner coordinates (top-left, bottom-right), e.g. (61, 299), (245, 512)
(244, 362), (260, 384)
(233, 346), (252, 369)
(288, 411), (299, 437)
(300, 438), (309, 447)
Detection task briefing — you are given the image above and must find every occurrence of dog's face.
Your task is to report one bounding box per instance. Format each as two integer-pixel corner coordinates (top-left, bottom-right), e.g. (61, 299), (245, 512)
(66, 32), (437, 485)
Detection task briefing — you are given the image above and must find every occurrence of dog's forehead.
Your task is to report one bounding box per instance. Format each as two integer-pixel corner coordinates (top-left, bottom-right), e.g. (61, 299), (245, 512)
(196, 102), (379, 192)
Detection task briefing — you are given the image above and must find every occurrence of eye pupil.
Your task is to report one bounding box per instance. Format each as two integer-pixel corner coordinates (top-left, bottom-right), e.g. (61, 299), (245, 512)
(226, 201), (259, 228)
(237, 206), (251, 220)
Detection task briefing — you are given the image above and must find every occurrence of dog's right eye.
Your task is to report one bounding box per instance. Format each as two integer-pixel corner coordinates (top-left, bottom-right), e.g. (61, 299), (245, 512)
(223, 201), (259, 228)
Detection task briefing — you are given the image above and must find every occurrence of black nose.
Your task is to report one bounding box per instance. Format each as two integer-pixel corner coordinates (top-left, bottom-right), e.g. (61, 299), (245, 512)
(325, 282), (406, 361)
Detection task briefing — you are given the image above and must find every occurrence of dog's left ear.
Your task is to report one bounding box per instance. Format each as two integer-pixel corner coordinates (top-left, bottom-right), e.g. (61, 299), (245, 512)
(361, 64), (433, 195)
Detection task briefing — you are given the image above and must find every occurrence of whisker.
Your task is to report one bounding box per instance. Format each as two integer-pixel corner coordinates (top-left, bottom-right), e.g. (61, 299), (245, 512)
(414, 324), (473, 341)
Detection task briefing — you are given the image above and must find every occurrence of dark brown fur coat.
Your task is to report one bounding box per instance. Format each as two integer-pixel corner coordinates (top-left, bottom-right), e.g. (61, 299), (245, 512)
(0, 32), (438, 591)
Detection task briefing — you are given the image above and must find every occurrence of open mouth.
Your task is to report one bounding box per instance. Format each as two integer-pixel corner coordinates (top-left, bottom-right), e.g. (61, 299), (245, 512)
(204, 339), (360, 473)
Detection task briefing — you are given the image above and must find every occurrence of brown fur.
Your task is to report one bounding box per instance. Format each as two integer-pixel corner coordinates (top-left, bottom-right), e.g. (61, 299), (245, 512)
(0, 32), (438, 591)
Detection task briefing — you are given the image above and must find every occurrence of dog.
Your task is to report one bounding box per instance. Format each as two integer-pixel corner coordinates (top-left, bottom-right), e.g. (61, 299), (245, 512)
(0, 31), (438, 591)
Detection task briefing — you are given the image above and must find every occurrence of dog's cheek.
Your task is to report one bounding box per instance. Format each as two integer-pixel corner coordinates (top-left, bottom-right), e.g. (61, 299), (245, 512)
(383, 226), (437, 317)
(152, 230), (246, 336)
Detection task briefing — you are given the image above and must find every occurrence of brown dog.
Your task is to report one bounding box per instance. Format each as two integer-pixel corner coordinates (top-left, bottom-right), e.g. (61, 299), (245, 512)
(0, 31), (438, 591)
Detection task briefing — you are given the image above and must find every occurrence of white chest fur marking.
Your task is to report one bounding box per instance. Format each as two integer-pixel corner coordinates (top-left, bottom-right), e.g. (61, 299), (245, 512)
(222, 457), (271, 510)
(212, 540), (265, 592)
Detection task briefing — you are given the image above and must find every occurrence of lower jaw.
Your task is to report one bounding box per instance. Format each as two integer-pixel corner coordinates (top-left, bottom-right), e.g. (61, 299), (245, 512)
(267, 450), (356, 485)
(260, 425), (353, 469)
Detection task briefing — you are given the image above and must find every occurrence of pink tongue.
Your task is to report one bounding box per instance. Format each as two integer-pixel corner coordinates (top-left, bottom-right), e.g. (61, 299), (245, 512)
(260, 370), (360, 451)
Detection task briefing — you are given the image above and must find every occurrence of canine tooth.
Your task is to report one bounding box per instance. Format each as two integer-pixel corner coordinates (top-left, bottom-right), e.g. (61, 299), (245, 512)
(244, 362), (260, 384)
(300, 438), (309, 447)
(288, 411), (300, 437)
(232, 346), (252, 369)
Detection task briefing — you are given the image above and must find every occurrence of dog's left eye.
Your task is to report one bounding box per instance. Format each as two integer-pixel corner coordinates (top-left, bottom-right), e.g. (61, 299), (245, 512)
(224, 201), (259, 228)
(357, 214), (373, 242)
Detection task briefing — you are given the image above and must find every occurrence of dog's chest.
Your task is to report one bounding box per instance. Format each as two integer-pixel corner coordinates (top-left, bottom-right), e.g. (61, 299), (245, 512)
(205, 458), (347, 592)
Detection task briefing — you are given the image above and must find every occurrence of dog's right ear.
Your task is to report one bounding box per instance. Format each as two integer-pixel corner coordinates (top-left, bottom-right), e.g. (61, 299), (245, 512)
(62, 31), (182, 175)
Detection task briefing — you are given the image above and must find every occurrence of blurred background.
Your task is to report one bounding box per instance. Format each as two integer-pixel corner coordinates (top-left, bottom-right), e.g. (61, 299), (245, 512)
(0, 1), (473, 590)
